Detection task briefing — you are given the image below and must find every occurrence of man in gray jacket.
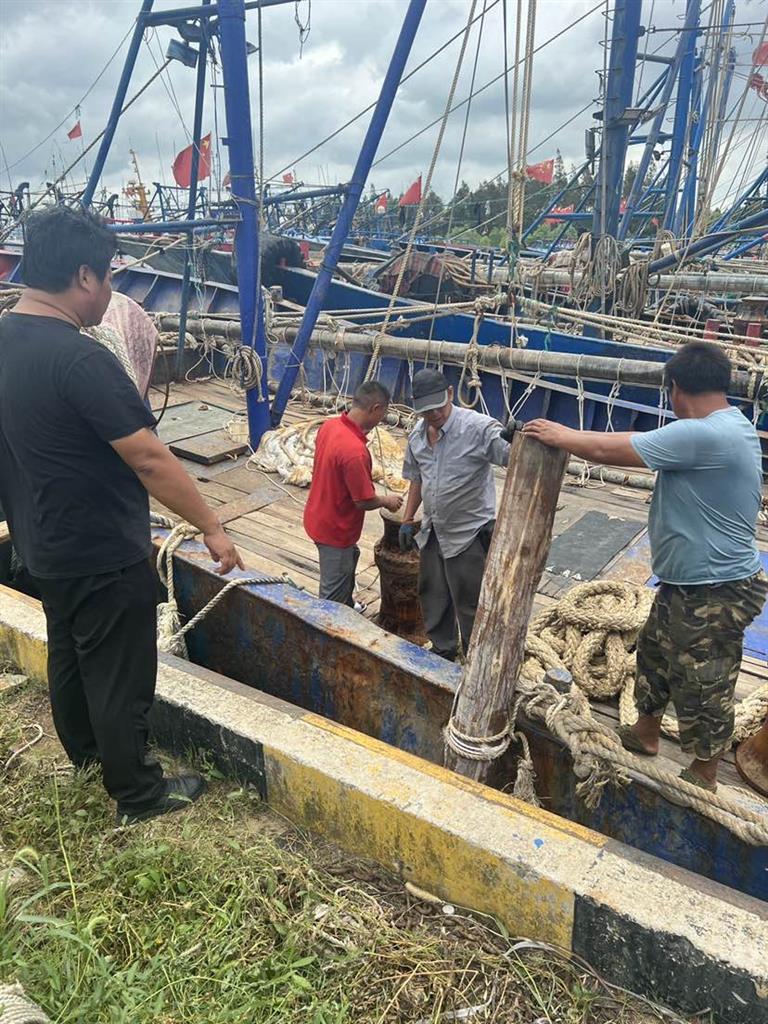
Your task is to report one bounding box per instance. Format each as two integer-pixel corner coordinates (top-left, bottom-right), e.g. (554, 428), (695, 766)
(399, 369), (512, 660)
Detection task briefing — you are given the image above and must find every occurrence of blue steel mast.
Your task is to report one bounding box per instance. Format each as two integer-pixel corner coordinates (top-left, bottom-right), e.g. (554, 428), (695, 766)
(269, 0), (428, 429)
(591, 0), (642, 241)
(661, 0), (700, 229)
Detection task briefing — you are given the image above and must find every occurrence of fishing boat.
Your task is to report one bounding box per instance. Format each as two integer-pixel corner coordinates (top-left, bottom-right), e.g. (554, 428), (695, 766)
(1, 1), (767, 1021)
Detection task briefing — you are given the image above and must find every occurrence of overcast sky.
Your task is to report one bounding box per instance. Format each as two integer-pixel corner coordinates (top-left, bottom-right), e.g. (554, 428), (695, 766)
(0, 0), (765, 212)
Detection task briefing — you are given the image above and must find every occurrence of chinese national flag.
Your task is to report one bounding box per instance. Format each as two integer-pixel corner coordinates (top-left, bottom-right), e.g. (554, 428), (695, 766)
(545, 204), (573, 225)
(753, 42), (768, 66)
(67, 121), (82, 141)
(398, 175), (422, 207)
(374, 191), (388, 215)
(172, 133), (212, 188)
(526, 159), (554, 185)
(282, 172), (294, 184)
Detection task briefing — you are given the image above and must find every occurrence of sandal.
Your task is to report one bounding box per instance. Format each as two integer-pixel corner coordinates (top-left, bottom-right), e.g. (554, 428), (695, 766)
(679, 767), (717, 793)
(617, 725), (658, 757)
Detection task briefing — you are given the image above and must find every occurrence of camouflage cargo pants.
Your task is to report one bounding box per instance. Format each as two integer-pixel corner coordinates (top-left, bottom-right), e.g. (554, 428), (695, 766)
(635, 571), (768, 760)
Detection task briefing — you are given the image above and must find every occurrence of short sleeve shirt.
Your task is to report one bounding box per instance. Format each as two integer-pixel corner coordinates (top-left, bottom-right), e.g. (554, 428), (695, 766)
(402, 406), (509, 558)
(0, 313), (156, 578)
(303, 413), (376, 548)
(631, 407), (762, 585)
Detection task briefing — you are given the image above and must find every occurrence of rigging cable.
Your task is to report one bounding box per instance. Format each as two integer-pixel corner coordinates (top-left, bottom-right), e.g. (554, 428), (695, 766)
(364, 0), (480, 378)
(372, 0), (605, 170)
(426, 0), (490, 342)
(6, 21), (135, 172)
(0, 58), (173, 242)
(268, 0), (502, 181)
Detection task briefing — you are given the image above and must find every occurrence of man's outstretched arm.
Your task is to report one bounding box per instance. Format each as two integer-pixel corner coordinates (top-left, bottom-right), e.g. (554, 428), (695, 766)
(112, 428), (243, 575)
(522, 419), (647, 468)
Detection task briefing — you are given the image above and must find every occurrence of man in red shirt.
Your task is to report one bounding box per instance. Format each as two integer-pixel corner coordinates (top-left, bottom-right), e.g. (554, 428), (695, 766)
(304, 381), (402, 606)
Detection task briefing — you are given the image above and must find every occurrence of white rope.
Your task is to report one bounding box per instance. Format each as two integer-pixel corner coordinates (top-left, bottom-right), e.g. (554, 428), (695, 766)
(366, 0), (479, 378)
(444, 716), (512, 762)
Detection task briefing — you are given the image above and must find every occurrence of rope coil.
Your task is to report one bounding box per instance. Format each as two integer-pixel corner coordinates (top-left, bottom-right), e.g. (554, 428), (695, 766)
(444, 717), (511, 762)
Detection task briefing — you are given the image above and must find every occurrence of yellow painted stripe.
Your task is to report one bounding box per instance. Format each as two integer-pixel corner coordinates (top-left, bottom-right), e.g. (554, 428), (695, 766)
(266, 746), (576, 950)
(303, 711), (607, 848)
(0, 620), (48, 683)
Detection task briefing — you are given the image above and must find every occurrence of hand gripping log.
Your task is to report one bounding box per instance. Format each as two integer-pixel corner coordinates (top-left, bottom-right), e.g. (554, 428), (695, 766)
(444, 434), (568, 783)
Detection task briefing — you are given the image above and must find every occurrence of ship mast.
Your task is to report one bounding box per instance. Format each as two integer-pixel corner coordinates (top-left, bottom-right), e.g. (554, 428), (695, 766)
(129, 148), (152, 220)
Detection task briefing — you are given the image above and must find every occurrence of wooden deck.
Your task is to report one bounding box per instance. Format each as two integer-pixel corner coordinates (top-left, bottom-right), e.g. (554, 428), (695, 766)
(150, 378), (768, 799)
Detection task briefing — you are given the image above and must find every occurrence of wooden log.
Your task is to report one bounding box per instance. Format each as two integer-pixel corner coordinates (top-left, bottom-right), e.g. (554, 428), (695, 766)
(154, 314), (759, 399)
(444, 433), (568, 783)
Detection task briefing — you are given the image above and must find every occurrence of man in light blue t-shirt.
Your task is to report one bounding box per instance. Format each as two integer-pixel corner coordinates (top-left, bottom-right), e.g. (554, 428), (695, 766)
(523, 342), (768, 793)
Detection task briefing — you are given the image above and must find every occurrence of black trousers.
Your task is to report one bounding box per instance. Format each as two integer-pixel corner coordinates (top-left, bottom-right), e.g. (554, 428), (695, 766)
(316, 543), (360, 607)
(32, 558), (165, 812)
(418, 523), (494, 660)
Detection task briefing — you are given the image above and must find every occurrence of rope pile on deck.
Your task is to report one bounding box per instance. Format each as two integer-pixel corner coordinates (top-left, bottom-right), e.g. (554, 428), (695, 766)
(250, 418), (409, 492)
(489, 579), (768, 845)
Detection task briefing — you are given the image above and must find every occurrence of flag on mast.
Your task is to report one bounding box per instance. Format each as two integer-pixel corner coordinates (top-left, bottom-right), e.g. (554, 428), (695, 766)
(398, 175), (422, 207)
(172, 133), (212, 188)
(374, 192), (388, 215)
(67, 121), (82, 141)
(525, 159), (554, 184)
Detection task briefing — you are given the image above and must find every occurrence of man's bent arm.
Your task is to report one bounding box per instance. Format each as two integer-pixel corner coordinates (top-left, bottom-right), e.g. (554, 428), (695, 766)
(354, 495), (394, 511)
(111, 428), (243, 573)
(522, 420), (646, 468)
(402, 479), (423, 522)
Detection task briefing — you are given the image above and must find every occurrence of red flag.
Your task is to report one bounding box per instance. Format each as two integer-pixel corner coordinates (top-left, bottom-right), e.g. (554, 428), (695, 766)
(399, 175), (422, 207)
(67, 121), (82, 141)
(374, 191), (388, 215)
(545, 204), (573, 225)
(753, 42), (768, 66)
(749, 72), (768, 101)
(282, 172), (294, 184)
(619, 198), (627, 214)
(172, 133), (212, 188)
(526, 159), (554, 185)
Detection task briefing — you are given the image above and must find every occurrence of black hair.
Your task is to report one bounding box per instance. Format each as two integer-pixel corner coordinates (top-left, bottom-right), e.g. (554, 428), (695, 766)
(663, 341), (731, 395)
(20, 205), (116, 292)
(352, 380), (391, 409)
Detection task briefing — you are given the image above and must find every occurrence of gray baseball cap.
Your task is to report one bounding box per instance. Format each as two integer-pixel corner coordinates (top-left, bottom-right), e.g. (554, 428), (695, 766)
(412, 368), (450, 413)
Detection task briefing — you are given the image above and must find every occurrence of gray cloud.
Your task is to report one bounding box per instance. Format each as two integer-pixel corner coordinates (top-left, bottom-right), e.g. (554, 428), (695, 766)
(0, 0), (764, 215)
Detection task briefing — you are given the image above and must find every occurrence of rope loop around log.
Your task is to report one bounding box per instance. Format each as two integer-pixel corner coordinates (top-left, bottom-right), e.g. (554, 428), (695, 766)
(443, 716), (512, 763)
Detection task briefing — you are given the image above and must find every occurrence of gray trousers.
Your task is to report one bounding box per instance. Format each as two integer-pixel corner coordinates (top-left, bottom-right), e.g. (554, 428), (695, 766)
(316, 543), (360, 607)
(418, 524), (493, 661)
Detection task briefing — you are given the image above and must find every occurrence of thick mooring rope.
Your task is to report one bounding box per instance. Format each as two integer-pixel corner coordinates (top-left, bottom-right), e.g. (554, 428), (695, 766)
(522, 580), (654, 728)
(511, 580), (768, 844)
(153, 521), (299, 658)
(0, 984), (51, 1024)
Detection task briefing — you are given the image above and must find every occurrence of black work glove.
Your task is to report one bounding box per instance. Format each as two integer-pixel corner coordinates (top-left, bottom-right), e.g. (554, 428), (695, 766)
(500, 416), (523, 443)
(398, 522), (418, 552)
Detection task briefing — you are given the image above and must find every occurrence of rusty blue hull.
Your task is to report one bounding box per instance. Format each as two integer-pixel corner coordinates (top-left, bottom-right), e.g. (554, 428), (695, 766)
(2, 246), (764, 445)
(159, 531), (768, 904)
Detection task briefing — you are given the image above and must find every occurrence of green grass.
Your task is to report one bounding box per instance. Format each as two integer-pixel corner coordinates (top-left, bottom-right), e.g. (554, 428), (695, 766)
(0, 679), (693, 1024)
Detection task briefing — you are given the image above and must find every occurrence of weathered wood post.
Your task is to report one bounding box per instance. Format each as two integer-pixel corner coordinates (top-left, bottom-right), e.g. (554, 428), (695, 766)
(444, 433), (568, 783)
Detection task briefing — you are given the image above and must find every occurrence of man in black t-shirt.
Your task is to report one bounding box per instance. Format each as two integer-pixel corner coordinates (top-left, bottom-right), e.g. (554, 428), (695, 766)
(0, 206), (243, 825)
